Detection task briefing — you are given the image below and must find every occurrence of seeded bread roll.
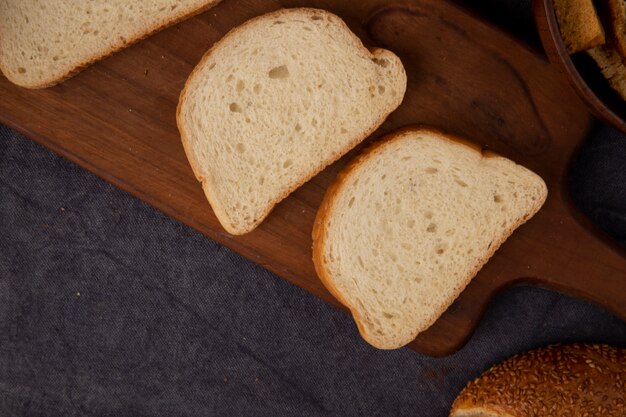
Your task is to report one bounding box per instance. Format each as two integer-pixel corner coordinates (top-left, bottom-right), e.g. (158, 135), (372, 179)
(450, 344), (626, 417)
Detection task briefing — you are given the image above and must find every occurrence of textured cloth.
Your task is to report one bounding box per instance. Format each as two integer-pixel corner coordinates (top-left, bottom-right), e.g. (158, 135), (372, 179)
(1, 1), (626, 416)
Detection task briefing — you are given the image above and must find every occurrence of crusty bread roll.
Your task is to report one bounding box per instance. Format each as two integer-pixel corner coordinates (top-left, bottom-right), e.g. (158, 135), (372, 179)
(312, 127), (547, 349)
(178, 8), (406, 235)
(450, 343), (625, 417)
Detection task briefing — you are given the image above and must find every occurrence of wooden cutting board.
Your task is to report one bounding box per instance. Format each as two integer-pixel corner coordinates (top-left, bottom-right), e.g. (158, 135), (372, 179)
(1, 0), (624, 356)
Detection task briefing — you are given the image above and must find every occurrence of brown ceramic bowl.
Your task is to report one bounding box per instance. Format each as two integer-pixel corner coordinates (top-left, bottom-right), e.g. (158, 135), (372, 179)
(533, 0), (626, 133)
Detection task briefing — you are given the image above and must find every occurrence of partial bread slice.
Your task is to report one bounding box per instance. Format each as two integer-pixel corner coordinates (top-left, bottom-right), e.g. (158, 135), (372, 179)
(0, 0), (221, 88)
(553, 0), (605, 54)
(312, 127), (547, 349)
(177, 8), (407, 235)
(587, 45), (626, 100)
(607, 0), (626, 59)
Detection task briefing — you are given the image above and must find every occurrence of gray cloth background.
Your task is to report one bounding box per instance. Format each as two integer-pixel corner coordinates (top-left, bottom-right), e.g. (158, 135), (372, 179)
(1, 1), (625, 416)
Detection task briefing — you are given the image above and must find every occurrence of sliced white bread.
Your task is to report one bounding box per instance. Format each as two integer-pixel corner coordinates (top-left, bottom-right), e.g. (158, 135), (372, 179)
(177, 8), (407, 235)
(553, 0), (605, 54)
(312, 127), (547, 349)
(0, 0), (221, 88)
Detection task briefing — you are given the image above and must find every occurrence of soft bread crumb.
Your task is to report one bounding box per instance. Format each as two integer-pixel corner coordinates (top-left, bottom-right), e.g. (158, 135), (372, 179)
(177, 8), (407, 235)
(312, 128), (547, 350)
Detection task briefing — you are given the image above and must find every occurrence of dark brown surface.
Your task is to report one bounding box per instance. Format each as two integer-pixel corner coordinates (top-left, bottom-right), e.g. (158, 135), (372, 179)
(0, 0), (624, 356)
(533, 0), (626, 134)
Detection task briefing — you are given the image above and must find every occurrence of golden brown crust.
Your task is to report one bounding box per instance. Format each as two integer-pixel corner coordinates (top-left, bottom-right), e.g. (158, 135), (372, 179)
(311, 126), (548, 349)
(607, 0), (626, 60)
(1, 1), (222, 89)
(450, 344), (626, 417)
(177, 8), (406, 235)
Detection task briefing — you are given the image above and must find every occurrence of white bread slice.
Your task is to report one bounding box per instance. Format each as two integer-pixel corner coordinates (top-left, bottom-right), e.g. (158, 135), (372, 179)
(312, 127), (547, 350)
(0, 0), (221, 88)
(553, 0), (605, 54)
(587, 45), (626, 100)
(177, 8), (407, 235)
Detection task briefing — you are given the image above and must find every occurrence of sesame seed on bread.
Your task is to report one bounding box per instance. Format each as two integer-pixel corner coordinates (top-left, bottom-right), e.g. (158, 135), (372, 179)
(450, 344), (626, 417)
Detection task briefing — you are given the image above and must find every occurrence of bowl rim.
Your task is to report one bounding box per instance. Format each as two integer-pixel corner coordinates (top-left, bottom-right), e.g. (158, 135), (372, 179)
(532, 0), (626, 133)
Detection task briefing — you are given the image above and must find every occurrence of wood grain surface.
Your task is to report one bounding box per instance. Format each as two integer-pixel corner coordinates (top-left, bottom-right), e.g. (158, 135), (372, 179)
(1, 0), (624, 356)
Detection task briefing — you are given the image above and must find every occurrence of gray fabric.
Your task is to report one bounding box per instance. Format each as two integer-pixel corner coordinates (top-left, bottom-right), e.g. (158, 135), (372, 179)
(1, 1), (625, 416)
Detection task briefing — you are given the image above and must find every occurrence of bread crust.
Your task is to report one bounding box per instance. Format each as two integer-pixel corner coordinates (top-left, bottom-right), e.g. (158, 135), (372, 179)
(449, 343), (626, 417)
(177, 8), (406, 235)
(312, 126), (548, 349)
(0, 1), (222, 89)
(607, 0), (626, 60)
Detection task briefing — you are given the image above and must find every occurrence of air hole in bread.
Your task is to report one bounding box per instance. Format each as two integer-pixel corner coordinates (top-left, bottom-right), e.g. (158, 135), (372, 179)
(171, 4), (178, 10)
(407, 219), (415, 229)
(378, 85), (385, 94)
(17, 67), (26, 73)
(236, 80), (245, 93)
(340, 127), (347, 134)
(426, 223), (437, 233)
(348, 197), (355, 208)
(253, 83), (261, 94)
(226, 74), (234, 82)
(310, 15), (323, 21)
(282, 159), (293, 168)
(311, 118), (318, 127)
(383, 312), (394, 319)
(303, 26), (312, 31)
(273, 20), (285, 25)
(425, 167), (438, 174)
(235, 143), (245, 153)
(455, 178), (468, 187)
(229, 102), (242, 113)
(494, 194), (503, 203)
(268, 65), (289, 79)
(424, 211), (433, 219)
(371, 57), (389, 68)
